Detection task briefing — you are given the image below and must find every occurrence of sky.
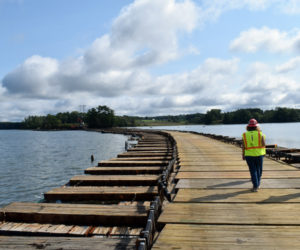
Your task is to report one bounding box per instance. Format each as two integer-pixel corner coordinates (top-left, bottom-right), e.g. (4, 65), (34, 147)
(1, 0), (300, 121)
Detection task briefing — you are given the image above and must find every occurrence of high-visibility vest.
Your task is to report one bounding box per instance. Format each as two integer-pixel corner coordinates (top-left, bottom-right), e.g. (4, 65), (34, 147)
(243, 131), (266, 156)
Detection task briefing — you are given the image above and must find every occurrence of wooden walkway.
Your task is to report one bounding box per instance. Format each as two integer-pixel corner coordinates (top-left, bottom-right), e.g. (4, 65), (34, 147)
(153, 131), (300, 249)
(0, 130), (175, 250)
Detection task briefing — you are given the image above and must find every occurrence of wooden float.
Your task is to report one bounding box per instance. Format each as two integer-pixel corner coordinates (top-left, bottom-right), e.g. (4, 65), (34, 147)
(0, 202), (149, 227)
(44, 186), (159, 202)
(98, 160), (169, 166)
(69, 175), (159, 186)
(85, 166), (164, 175)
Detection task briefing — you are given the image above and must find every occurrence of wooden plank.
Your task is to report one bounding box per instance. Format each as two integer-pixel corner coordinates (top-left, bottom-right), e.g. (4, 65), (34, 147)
(158, 203), (300, 225)
(69, 175), (159, 186)
(176, 178), (300, 189)
(118, 152), (172, 157)
(175, 171), (300, 179)
(179, 156), (242, 160)
(175, 188), (300, 203)
(53, 224), (73, 234)
(92, 226), (111, 235)
(178, 151), (241, 155)
(85, 166), (163, 175)
(135, 144), (169, 148)
(127, 148), (172, 152)
(68, 225), (90, 235)
(178, 164), (297, 171)
(10, 223), (39, 233)
(110, 157), (172, 161)
(44, 186), (159, 202)
(98, 160), (169, 166)
(178, 160), (282, 166)
(153, 224), (300, 249)
(0, 222), (16, 231)
(36, 224), (52, 233)
(4, 223), (23, 232)
(129, 227), (142, 236)
(0, 236), (136, 249)
(1, 202), (148, 227)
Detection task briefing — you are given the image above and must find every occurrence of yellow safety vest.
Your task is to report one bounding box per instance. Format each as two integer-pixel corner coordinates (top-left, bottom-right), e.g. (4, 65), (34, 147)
(243, 131), (266, 156)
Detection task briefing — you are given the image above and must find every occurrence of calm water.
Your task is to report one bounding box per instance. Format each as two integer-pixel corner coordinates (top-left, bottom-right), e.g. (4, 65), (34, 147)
(142, 122), (300, 148)
(0, 130), (127, 207)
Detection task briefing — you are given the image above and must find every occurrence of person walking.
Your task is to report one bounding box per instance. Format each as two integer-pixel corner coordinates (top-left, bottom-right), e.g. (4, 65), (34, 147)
(242, 118), (266, 192)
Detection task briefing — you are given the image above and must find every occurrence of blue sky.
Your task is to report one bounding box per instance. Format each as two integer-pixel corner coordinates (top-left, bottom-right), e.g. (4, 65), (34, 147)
(1, 0), (300, 121)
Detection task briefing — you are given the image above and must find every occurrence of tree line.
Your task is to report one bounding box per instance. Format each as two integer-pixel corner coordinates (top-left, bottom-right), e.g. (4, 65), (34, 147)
(0, 105), (136, 130)
(1, 106), (300, 130)
(140, 107), (300, 125)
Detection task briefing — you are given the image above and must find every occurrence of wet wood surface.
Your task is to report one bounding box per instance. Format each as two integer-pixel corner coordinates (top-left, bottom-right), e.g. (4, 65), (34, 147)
(154, 131), (300, 249)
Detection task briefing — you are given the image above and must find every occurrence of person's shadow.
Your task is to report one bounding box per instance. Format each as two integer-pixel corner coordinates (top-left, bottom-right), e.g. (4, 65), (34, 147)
(207, 180), (251, 188)
(190, 189), (251, 202)
(261, 192), (300, 203)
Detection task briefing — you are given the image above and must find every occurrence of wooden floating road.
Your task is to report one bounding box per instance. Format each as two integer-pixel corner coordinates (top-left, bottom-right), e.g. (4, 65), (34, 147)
(153, 131), (300, 250)
(0, 131), (174, 249)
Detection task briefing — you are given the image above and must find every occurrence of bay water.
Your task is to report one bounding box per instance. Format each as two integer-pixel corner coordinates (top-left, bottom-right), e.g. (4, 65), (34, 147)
(0, 130), (127, 207)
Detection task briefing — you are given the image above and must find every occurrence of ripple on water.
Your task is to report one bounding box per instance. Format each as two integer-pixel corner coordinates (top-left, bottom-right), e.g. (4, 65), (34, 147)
(0, 130), (128, 207)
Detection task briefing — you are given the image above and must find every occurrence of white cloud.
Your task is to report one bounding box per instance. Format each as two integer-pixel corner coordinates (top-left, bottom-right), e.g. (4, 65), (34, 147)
(230, 27), (300, 53)
(2, 0), (199, 101)
(152, 58), (239, 96)
(239, 61), (300, 107)
(110, 0), (199, 65)
(276, 56), (300, 73)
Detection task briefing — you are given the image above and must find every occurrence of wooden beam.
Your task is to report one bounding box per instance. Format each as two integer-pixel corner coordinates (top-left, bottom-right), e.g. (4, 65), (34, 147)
(44, 186), (159, 202)
(1, 202), (148, 227)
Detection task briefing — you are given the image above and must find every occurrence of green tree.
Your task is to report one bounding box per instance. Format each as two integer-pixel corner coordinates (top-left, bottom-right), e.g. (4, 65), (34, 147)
(23, 116), (45, 129)
(42, 114), (61, 129)
(86, 105), (115, 128)
(204, 109), (222, 124)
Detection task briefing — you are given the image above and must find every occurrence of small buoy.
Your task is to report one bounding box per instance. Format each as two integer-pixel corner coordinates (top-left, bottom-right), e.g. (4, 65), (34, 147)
(91, 155), (94, 162)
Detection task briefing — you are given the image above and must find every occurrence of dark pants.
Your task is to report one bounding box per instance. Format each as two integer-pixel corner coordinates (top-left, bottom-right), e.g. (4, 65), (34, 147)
(245, 155), (264, 188)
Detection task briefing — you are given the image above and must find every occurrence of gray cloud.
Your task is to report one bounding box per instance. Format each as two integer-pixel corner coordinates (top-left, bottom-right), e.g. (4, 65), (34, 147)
(2, 55), (59, 98)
